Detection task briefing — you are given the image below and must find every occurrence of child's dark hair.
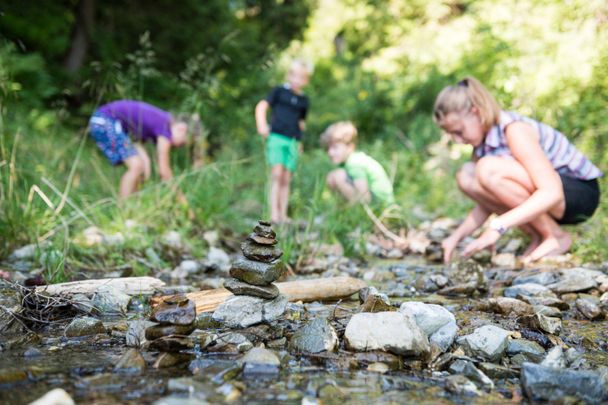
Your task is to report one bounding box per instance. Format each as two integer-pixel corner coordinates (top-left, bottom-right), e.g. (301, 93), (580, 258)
(433, 76), (501, 133)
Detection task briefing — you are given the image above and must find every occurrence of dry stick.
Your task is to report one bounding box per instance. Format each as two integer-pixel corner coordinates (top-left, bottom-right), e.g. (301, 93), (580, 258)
(362, 203), (408, 245)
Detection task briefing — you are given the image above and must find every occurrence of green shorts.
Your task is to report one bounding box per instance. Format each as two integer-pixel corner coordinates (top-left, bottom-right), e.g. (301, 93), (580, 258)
(266, 132), (300, 172)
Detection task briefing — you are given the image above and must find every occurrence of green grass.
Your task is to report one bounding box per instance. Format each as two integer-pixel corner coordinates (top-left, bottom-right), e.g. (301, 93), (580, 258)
(1, 106), (606, 284)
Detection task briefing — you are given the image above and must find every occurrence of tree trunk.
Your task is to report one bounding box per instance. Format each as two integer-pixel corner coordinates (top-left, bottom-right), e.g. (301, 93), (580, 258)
(63, 0), (95, 73)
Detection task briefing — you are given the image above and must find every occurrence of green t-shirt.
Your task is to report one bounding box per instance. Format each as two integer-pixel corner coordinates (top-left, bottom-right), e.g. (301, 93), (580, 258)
(342, 151), (395, 204)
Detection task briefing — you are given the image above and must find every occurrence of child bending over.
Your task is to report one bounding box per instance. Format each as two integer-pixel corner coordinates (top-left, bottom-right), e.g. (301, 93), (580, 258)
(433, 77), (602, 263)
(321, 121), (395, 205)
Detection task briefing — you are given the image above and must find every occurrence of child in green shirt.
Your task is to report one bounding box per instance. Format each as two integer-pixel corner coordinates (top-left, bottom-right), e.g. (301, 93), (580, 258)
(321, 121), (395, 205)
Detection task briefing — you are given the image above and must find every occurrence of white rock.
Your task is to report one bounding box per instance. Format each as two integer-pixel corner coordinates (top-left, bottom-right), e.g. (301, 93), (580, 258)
(28, 388), (75, 405)
(541, 346), (567, 369)
(457, 325), (510, 362)
(344, 312), (429, 356)
(126, 320), (157, 347)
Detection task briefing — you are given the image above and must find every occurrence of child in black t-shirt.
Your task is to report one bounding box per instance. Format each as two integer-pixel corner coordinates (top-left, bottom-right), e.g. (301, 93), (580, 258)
(255, 60), (312, 224)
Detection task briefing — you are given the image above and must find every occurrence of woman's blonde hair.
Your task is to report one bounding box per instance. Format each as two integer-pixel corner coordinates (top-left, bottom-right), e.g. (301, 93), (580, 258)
(433, 76), (501, 133)
(320, 121), (358, 148)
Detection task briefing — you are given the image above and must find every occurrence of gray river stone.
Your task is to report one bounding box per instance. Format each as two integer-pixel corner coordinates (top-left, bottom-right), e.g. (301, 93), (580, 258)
(445, 375), (481, 397)
(504, 283), (556, 299)
(344, 312), (429, 356)
(448, 359), (494, 391)
(547, 275), (597, 293)
(520, 313), (562, 335)
(241, 240), (282, 263)
(114, 348), (146, 372)
(223, 278), (279, 299)
(229, 258), (285, 286)
(253, 223), (276, 239)
(457, 325), (510, 362)
(151, 296), (196, 326)
(519, 295), (570, 310)
(145, 324), (195, 341)
(486, 297), (533, 316)
(65, 316), (106, 337)
(212, 294), (288, 328)
(507, 339), (545, 362)
(533, 305), (562, 318)
(290, 318), (338, 353)
(240, 347), (280, 376)
(521, 362), (608, 403)
(512, 271), (559, 286)
(91, 285), (131, 315)
(248, 232), (277, 245)
(575, 297), (603, 320)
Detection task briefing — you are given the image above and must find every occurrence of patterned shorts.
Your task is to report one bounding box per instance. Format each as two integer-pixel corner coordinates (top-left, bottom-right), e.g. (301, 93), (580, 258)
(88, 112), (137, 165)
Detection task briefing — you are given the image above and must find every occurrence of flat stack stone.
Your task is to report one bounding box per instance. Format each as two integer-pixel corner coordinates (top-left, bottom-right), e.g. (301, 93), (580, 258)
(145, 295), (196, 351)
(215, 220), (287, 327)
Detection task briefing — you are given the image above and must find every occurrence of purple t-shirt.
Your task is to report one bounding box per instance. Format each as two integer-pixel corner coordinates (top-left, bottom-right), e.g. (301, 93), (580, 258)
(97, 100), (172, 142)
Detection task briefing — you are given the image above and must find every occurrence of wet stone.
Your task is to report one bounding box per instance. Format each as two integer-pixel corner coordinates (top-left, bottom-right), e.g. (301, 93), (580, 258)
(248, 232), (277, 245)
(290, 318), (338, 353)
(575, 297), (604, 320)
(547, 274), (597, 294)
(486, 297), (533, 316)
(457, 325), (510, 362)
(241, 240), (283, 263)
(512, 271), (559, 286)
(23, 347), (42, 358)
(126, 320), (157, 347)
(520, 314), (562, 335)
(145, 324), (195, 341)
(521, 362), (608, 403)
(223, 278), (279, 299)
(207, 332), (253, 353)
(507, 339), (545, 362)
(478, 362), (519, 379)
(504, 283), (556, 299)
(212, 294), (288, 328)
(229, 258), (285, 286)
(253, 223), (276, 239)
(240, 347), (280, 376)
(445, 375), (481, 397)
(519, 295), (570, 310)
(65, 316), (106, 337)
(533, 305), (562, 318)
(114, 348), (146, 372)
(153, 353), (192, 369)
(361, 292), (394, 313)
(151, 295), (196, 326)
(448, 359), (494, 391)
(148, 336), (195, 352)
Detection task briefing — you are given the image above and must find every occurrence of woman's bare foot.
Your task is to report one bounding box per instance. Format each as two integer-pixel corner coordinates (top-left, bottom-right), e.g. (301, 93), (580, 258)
(518, 224), (541, 258)
(524, 231), (572, 263)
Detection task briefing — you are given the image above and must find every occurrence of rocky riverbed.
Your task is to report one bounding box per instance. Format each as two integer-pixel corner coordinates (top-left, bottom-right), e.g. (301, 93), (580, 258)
(1, 220), (607, 404)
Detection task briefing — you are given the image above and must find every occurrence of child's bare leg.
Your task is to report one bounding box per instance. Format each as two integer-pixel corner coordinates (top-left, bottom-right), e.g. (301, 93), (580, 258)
(270, 165), (283, 223)
(457, 162), (538, 252)
(279, 169), (292, 222)
(120, 155), (145, 198)
(475, 157), (570, 260)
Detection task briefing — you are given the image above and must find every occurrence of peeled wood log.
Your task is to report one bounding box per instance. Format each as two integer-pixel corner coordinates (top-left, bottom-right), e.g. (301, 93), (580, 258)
(35, 277), (165, 296)
(154, 276), (367, 313)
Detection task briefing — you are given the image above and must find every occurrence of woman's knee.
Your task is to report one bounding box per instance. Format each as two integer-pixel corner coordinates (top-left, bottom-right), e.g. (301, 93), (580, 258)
(475, 157), (508, 188)
(456, 162), (477, 193)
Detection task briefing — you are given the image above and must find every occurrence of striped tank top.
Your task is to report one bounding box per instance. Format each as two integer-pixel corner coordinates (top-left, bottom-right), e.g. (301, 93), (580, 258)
(474, 111), (603, 180)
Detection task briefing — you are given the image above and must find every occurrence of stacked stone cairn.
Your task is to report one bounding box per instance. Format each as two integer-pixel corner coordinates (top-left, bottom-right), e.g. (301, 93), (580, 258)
(145, 295), (197, 352)
(213, 221), (288, 328)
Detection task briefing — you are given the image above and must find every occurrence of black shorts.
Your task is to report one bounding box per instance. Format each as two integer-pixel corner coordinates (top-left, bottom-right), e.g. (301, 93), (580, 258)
(558, 174), (601, 225)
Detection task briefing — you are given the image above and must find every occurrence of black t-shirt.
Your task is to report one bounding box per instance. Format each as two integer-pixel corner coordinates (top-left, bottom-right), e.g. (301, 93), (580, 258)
(266, 85), (309, 140)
